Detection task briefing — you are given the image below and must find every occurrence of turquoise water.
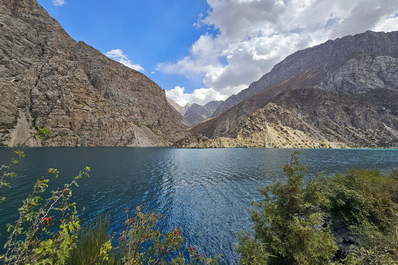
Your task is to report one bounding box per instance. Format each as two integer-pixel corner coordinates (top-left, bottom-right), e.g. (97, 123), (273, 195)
(0, 148), (397, 263)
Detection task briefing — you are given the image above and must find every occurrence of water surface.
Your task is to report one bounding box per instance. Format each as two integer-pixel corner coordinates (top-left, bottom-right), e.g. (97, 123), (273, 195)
(1, 148), (397, 263)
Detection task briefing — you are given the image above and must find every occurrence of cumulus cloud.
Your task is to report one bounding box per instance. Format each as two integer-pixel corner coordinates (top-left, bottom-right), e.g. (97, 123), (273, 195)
(157, 34), (223, 80)
(52, 0), (65, 6)
(374, 14), (398, 32)
(105, 49), (144, 72)
(329, 0), (398, 39)
(166, 86), (227, 106)
(159, 0), (398, 105)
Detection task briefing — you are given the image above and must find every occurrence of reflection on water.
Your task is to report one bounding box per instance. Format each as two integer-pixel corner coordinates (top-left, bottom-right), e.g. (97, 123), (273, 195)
(0, 147), (397, 264)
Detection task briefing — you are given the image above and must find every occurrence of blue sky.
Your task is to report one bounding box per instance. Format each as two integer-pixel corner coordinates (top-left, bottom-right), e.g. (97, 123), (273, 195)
(38, 0), (398, 106)
(37, 0), (212, 95)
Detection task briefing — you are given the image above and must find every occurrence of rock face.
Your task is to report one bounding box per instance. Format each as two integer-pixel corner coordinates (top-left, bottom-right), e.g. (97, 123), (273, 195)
(167, 99), (223, 127)
(213, 31), (398, 117)
(202, 100), (223, 115)
(0, 0), (185, 147)
(319, 55), (398, 94)
(183, 31), (398, 148)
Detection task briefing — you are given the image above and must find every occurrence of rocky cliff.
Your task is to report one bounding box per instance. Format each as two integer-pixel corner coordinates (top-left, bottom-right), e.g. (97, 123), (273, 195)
(182, 31), (398, 148)
(0, 0), (185, 147)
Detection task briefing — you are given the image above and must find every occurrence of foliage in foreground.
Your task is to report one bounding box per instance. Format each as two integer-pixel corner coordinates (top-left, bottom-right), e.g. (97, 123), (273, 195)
(63, 207), (218, 265)
(0, 126), (49, 204)
(0, 138), (218, 264)
(238, 152), (398, 265)
(65, 216), (119, 265)
(1, 165), (90, 264)
(327, 169), (398, 264)
(237, 152), (337, 265)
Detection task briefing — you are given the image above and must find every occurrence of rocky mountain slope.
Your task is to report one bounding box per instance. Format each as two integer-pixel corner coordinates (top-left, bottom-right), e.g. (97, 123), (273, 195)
(166, 98), (191, 127)
(213, 31), (398, 117)
(167, 99), (222, 127)
(181, 31), (398, 148)
(183, 101), (223, 127)
(0, 0), (185, 147)
(167, 98), (191, 117)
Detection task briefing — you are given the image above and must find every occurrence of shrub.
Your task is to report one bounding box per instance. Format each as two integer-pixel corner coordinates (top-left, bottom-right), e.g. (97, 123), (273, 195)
(327, 169), (398, 264)
(328, 169), (396, 230)
(1, 167), (90, 265)
(64, 207), (219, 265)
(238, 152), (337, 265)
(118, 206), (185, 264)
(0, 126), (49, 204)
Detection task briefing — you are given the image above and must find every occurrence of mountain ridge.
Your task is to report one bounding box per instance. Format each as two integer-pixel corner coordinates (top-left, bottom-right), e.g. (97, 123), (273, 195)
(213, 30), (398, 117)
(167, 99), (223, 127)
(181, 30), (398, 148)
(0, 0), (186, 147)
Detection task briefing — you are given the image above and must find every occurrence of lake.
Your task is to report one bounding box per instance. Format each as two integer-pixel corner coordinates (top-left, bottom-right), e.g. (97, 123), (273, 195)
(1, 148), (397, 264)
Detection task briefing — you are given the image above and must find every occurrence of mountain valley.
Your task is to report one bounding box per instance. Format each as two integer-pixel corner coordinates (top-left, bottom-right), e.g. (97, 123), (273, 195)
(178, 31), (398, 148)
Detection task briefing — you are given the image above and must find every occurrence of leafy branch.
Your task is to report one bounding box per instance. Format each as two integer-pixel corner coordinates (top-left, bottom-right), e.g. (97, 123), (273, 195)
(0, 126), (50, 203)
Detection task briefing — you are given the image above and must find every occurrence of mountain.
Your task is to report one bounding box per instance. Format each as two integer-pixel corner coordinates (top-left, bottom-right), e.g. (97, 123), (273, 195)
(180, 31), (398, 148)
(0, 0), (186, 147)
(167, 98), (191, 117)
(167, 99), (223, 127)
(202, 100), (223, 115)
(166, 98), (191, 127)
(184, 101), (223, 126)
(213, 30), (398, 117)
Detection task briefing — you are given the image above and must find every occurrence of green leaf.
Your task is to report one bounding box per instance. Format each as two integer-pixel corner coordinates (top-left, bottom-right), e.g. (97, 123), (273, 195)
(14, 150), (25, 158)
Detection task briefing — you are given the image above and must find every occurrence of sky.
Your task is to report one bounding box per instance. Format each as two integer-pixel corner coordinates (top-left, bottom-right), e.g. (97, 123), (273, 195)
(38, 0), (398, 107)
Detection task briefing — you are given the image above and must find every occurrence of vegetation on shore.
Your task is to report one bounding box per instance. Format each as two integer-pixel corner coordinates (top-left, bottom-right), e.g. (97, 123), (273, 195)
(238, 152), (398, 264)
(238, 152), (338, 264)
(1, 132), (397, 264)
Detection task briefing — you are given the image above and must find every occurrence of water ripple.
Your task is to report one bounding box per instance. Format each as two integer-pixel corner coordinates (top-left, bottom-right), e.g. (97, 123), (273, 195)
(1, 148), (398, 264)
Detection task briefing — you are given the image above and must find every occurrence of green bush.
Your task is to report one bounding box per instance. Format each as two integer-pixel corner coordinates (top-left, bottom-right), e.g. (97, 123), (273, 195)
(237, 154), (398, 265)
(327, 169), (398, 264)
(1, 166), (90, 265)
(328, 169), (396, 230)
(238, 152), (337, 265)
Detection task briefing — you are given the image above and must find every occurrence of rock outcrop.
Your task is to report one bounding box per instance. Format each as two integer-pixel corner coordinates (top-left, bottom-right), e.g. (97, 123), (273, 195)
(183, 31), (398, 148)
(0, 0), (185, 147)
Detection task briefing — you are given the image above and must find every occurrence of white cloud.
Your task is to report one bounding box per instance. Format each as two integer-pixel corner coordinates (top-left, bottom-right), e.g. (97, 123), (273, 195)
(159, 0), (398, 105)
(166, 86), (227, 106)
(52, 0), (65, 6)
(157, 34), (223, 79)
(329, 0), (398, 39)
(374, 15), (398, 32)
(105, 49), (144, 72)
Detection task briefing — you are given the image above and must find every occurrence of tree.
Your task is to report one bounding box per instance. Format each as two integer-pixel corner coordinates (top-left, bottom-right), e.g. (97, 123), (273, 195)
(238, 152), (337, 265)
